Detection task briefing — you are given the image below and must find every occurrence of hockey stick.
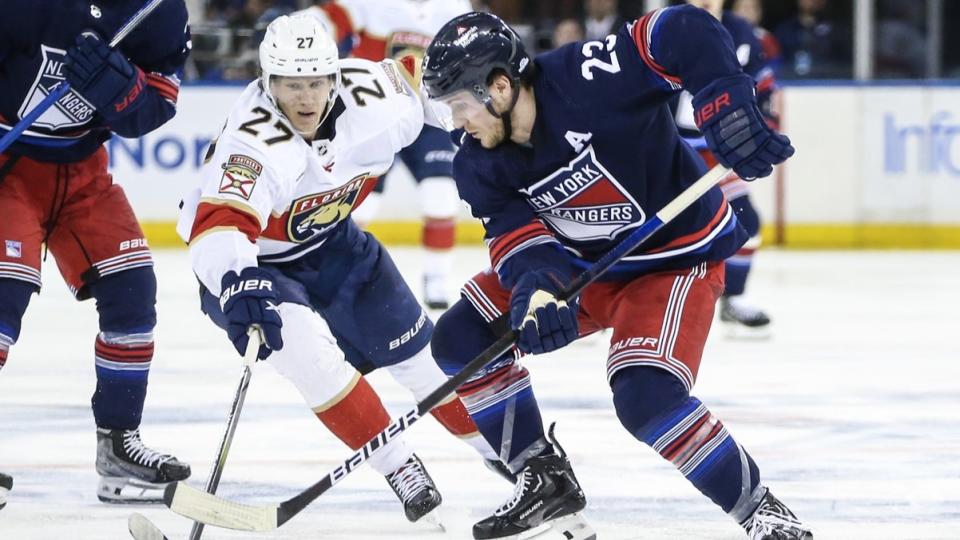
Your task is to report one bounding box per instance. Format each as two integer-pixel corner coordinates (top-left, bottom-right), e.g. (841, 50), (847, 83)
(128, 329), (262, 540)
(163, 164), (731, 532)
(0, 0), (167, 155)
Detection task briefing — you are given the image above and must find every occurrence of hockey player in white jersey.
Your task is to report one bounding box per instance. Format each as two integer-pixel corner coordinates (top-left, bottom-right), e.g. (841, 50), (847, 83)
(178, 14), (498, 524)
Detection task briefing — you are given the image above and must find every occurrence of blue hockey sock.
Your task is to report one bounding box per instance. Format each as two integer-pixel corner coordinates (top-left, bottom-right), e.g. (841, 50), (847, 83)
(89, 268), (157, 430)
(433, 299), (548, 471)
(457, 362), (547, 471)
(92, 331), (154, 430)
(0, 279), (36, 370)
(724, 257), (750, 296)
(613, 367), (764, 522)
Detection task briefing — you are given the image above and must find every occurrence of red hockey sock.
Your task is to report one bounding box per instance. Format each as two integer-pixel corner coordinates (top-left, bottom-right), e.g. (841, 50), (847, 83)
(430, 396), (480, 437)
(423, 217), (455, 250)
(315, 376), (391, 450)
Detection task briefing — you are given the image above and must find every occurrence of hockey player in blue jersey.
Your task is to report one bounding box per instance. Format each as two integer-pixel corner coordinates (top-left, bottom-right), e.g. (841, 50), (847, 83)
(675, 0), (779, 335)
(0, 0), (191, 503)
(423, 8), (811, 540)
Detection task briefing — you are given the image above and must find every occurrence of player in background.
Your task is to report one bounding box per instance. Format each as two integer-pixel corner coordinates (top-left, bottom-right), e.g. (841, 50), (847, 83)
(296, 0), (356, 57)
(178, 14), (499, 524)
(303, 0), (473, 310)
(0, 0), (191, 503)
(673, 0), (780, 335)
(424, 9), (811, 540)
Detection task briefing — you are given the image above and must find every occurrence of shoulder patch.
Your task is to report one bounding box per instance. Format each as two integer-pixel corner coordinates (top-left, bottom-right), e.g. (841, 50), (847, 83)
(385, 57), (420, 94)
(219, 154), (263, 200)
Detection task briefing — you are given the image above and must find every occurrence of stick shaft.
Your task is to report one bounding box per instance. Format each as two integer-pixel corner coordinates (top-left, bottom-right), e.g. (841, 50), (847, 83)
(187, 331), (260, 540)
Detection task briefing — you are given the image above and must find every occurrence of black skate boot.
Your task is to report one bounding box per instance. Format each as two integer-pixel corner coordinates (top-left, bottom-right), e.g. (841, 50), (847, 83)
(473, 425), (595, 540)
(96, 427), (191, 503)
(741, 488), (813, 540)
(720, 295), (771, 338)
(0, 472), (12, 510)
(385, 454), (443, 525)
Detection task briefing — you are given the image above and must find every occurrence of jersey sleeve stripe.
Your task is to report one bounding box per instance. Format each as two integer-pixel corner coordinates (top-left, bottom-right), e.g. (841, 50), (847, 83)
(146, 73), (180, 103)
(631, 9), (682, 90)
(190, 202), (262, 244)
(487, 220), (558, 271)
(754, 68), (775, 93)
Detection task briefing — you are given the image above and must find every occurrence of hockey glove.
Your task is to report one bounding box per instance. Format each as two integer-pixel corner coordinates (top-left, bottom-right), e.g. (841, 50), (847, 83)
(693, 74), (794, 180)
(509, 271), (579, 355)
(64, 32), (146, 124)
(219, 267), (284, 360)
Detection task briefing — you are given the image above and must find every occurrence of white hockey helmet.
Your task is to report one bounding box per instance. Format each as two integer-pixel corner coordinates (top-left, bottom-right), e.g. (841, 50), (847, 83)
(259, 14), (341, 114)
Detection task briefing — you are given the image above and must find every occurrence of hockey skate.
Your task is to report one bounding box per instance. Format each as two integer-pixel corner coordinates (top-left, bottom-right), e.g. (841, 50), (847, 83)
(0, 472), (11, 510)
(423, 274), (450, 310)
(741, 488), (813, 540)
(96, 427), (191, 504)
(473, 427), (595, 540)
(385, 454), (444, 527)
(719, 295), (772, 339)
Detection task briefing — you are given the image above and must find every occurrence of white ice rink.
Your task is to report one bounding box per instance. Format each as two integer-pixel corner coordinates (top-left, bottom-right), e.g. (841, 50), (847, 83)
(0, 247), (958, 540)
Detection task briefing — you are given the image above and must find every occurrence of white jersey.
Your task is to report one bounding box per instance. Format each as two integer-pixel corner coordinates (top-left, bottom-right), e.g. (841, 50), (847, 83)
(338, 0), (472, 62)
(177, 58), (423, 295)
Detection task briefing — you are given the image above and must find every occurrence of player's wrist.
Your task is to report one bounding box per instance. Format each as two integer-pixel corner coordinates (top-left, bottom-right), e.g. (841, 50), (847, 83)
(691, 74), (756, 130)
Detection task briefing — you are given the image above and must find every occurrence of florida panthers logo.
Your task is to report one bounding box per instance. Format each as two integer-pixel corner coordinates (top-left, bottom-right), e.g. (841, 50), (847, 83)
(386, 31), (432, 63)
(522, 146), (645, 241)
(19, 45), (96, 131)
(287, 174), (373, 243)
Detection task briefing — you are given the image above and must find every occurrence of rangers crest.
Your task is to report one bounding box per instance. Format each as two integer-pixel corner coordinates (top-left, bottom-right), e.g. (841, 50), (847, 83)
(522, 147), (645, 242)
(19, 45), (96, 131)
(219, 154), (263, 200)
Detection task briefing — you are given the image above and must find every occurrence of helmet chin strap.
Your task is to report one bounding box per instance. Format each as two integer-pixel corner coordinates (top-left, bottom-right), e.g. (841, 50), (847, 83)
(484, 81), (522, 142)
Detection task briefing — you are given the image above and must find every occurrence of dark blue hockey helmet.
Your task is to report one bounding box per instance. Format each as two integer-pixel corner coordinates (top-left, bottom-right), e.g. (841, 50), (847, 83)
(422, 12), (530, 105)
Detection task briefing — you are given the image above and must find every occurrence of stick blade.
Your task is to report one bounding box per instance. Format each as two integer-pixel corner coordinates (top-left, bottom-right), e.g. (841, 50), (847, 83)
(163, 482), (278, 532)
(127, 512), (169, 540)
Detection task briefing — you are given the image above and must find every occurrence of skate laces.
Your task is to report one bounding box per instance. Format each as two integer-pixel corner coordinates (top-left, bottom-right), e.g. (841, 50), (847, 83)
(746, 497), (803, 538)
(388, 458), (430, 502)
(495, 469), (534, 516)
(121, 429), (173, 468)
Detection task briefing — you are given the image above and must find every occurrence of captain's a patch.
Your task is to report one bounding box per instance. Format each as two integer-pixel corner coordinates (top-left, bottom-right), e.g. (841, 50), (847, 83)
(219, 154), (263, 200)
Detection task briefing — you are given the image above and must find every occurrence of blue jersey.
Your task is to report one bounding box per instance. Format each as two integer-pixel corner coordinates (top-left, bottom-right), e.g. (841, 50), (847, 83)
(451, 6), (749, 287)
(0, 0), (190, 163)
(672, 10), (776, 145)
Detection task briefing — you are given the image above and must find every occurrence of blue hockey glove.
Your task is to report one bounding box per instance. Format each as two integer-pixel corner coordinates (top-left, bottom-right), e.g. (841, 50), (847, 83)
(693, 74), (794, 180)
(509, 271), (579, 355)
(219, 267), (283, 360)
(64, 33), (146, 122)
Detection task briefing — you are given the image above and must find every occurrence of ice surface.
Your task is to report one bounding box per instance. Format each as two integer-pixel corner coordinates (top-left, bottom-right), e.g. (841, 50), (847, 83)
(0, 248), (958, 539)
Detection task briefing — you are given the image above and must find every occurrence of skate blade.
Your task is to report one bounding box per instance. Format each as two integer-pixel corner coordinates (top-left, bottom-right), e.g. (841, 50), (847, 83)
(417, 507), (446, 532)
(127, 512), (170, 540)
(721, 322), (772, 341)
(509, 512), (596, 540)
(99, 476), (169, 504)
